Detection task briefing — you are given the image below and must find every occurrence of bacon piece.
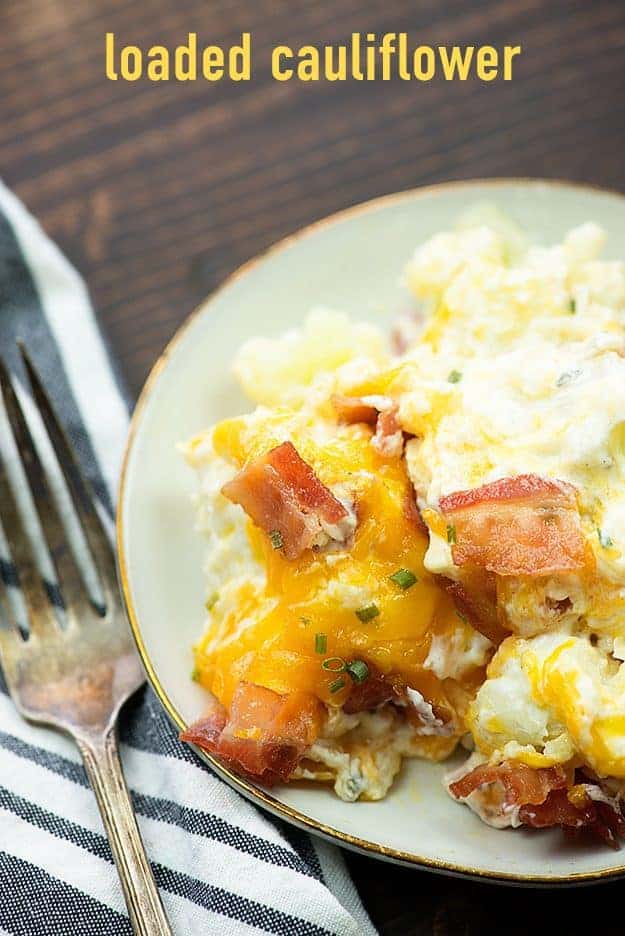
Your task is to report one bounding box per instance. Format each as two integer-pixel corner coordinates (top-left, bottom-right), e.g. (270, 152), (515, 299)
(521, 790), (625, 848)
(330, 394), (405, 459)
(343, 663), (405, 714)
(520, 788), (597, 828)
(449, 759), (567, 806)
(597, 799), (625, 838)
(372, 405), (404, 458)
(451, 760), (625, 847)
(595, 802), (625, 848)
(181, 683), (323, 785)
(442, 577), (507, 646)
(180, 696), (227, 746)
(519, 789), (597, 829)
(222, 441), (350, 560)
(331, 394), (382, 426)
(403, 486), (429, 537)
(439, 474), (586, 576)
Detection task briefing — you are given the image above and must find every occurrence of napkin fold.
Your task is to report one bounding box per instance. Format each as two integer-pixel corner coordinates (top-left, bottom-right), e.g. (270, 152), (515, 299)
(0, 181), (376, 936)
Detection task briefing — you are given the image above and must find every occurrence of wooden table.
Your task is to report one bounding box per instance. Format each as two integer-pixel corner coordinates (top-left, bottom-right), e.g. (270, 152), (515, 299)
(2, 1), (624, 932)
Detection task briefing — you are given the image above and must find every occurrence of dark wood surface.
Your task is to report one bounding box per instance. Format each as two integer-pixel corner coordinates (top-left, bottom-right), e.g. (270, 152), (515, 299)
(2, 1), (624, 932)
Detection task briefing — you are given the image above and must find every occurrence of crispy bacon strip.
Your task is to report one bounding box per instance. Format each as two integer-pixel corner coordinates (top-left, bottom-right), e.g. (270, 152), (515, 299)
(595, 801), (625, 848)
(331, 394), (381, 426)
(449, 759), (567, 806)
(343, 663), (405, 714)
(442, 577), (507, 646)
(372, 405), (404, 458)
(519, 788), (625, 848)
(403, 486), (429, 537)
(331, 394), (405, 459)
(222, 441), (350, 560)
(181, 683), (323, 785)
(519, 788), (596, 829)
(439, 474), (586, 576)
(450, 761), (625, 847)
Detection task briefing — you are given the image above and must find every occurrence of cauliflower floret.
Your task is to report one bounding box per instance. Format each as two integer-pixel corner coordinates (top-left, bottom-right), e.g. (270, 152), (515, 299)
(233, 307), (389, 407)
(470, 632), (625, 778)
(469, 635), (573, 766)
(405, 226), (505, 305)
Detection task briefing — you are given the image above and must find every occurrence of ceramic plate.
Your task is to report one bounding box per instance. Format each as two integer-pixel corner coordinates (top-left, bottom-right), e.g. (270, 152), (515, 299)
(117, 179), (625, 884)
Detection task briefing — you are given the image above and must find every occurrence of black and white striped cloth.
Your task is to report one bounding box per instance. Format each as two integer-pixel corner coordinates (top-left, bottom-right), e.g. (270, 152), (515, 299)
(0, 182), (376, 936)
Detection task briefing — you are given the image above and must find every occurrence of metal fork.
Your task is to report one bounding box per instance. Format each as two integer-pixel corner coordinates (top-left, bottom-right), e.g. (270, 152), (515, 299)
(0, 348), (172, 936)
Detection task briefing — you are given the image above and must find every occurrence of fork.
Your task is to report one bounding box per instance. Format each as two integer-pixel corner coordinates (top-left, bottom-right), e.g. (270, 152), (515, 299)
(0, 348), (172, 936)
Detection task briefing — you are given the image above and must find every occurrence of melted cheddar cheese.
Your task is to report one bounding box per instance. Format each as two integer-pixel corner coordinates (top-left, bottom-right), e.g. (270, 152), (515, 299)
(189, 409), (484, 727)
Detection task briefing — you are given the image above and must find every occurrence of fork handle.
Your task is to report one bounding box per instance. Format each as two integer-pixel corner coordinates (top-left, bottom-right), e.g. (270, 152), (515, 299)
(78, 729), (173, 935)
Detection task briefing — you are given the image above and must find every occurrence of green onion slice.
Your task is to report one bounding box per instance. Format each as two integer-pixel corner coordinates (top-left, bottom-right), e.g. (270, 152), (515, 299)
(389, 568), (417, 590)
(329, 678), (346, 694)
(355, 603), (380, 623)
(447, 524), (457, 545)
(314, 633), (327, 654)
(448, 369), (462, 383)
(321, 656), (346, 672)
(597, 528), (613, 549)
(269, 530), (284, 549)
(205, 592), (219, 611)
(346, 660), (369, 684)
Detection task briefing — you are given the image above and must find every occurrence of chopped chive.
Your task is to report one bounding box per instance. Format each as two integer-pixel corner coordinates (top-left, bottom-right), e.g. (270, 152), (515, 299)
(191, 667), (200, 683)
(597, 528), (613, 549)
(456, 610), (469, 625)
(346, 660), (369, 684)
(269, 529), (284, 549)
(556, 368), (581, 388)
(569, 298), (576, 314)
(329, 677), (346, 694)
(447, 524), (457, 545)
(355, 603), (380, 623)
(314, 633), (327, 654)
(389, 568), (417, 590)
(300, 616), (312, 626)
(448, 369), (462, 384)
(205, 592), (219, 611)
(321, 656), (346, 672)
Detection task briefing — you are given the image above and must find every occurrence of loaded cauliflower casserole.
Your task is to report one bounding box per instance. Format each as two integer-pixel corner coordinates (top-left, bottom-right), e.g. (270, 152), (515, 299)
(181, 213), (625, 845)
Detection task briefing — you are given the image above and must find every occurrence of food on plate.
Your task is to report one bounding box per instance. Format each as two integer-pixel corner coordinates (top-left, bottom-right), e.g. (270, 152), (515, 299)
(181, 214), (625, 844)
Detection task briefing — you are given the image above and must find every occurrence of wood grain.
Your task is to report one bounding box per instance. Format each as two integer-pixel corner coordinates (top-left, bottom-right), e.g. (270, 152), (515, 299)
(1, 1), (624, 932)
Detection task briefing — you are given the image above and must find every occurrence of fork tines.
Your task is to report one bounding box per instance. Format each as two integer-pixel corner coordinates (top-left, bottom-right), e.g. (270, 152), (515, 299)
(0, 348), (116, 634)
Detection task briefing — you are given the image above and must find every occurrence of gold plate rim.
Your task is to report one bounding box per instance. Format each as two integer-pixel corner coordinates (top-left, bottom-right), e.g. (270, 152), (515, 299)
(116, 177), (625, 885)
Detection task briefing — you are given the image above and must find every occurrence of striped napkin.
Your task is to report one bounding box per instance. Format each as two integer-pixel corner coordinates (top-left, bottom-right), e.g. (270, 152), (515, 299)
(0, 181), (376, 936)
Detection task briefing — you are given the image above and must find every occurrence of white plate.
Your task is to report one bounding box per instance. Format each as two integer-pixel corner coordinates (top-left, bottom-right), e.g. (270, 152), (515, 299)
(117, 179), (625, 884)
